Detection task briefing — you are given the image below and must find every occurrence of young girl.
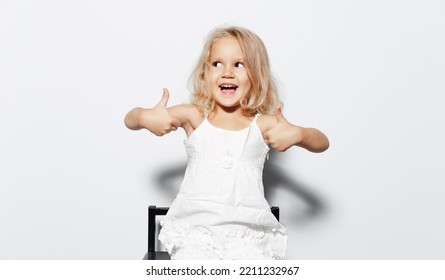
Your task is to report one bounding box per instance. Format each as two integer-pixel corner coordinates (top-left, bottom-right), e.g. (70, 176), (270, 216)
(125, 26), (329, 260)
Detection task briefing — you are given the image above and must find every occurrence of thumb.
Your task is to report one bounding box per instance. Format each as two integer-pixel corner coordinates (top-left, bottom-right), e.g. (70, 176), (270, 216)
(156, 88), (170, 108)
(275, 106), (287, 123)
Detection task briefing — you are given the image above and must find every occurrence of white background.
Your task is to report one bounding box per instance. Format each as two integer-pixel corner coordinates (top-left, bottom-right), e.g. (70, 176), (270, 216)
(1, 0), (444, 259)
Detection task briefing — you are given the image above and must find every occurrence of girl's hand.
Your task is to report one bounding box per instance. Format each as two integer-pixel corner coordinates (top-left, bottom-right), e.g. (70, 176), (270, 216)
(141, 88), (181, 136)
(125, 88), (181, 136)
(263, 106), (304, 152)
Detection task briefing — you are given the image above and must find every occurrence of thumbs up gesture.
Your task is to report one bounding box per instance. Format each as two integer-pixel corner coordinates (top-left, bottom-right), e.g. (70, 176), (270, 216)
(128, 88), (181, 136)
(263, 106), (304, 152)
(149, 88), (181, 136)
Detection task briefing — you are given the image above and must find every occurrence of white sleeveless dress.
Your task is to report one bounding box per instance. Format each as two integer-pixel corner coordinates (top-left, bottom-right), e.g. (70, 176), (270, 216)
(158, 115), (287, 259)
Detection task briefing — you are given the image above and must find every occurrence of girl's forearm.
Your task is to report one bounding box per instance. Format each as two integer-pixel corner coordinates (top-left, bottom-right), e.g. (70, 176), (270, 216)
(125, 106), (182, 136)
(298, 127), (330, 153)
(124, 107), (144, 130)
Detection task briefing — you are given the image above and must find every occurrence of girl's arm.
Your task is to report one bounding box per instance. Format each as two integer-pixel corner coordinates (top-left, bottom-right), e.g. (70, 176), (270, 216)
(261, 107), (330, 153)
(124, 88), (190, 136)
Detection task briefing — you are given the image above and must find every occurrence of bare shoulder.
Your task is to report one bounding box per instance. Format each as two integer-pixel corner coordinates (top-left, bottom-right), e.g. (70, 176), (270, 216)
(257, 114), (278, 133)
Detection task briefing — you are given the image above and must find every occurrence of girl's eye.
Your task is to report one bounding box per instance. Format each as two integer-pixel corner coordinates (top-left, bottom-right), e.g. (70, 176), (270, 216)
(235, 62), (245, 68)
(212, 61), (223, 68)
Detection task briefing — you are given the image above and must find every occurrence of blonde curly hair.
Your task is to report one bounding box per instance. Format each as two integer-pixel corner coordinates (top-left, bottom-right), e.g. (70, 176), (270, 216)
(189, 26), (281, 116)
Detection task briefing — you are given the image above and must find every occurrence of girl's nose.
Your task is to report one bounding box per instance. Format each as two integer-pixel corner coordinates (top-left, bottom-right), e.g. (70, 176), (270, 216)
(221, 66), (234, 78)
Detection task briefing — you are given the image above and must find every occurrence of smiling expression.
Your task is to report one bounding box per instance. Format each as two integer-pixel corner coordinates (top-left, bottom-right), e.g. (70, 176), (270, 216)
(208, 37), (252, 111)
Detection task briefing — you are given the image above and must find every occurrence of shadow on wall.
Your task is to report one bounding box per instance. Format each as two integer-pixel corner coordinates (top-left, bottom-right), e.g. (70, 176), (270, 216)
(150, 149), (327, 225)
(263, 150), (327, 224)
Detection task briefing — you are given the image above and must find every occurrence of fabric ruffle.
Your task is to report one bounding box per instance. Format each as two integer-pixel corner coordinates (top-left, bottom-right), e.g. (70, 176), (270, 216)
(159, 220), (287, 260)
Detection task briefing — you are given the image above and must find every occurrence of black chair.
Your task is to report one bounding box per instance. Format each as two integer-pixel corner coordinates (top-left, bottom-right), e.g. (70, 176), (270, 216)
(144, 206), (170, 260)
(144, 205), (280, 260)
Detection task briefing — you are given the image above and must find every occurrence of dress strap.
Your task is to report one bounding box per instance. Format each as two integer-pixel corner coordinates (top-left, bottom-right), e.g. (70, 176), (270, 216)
(253, 114), (261, 124)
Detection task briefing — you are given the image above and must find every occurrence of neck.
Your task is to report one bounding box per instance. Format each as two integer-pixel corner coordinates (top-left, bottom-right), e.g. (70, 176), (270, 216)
(208, 105), (253, 131)
(210, 104), (246, 118)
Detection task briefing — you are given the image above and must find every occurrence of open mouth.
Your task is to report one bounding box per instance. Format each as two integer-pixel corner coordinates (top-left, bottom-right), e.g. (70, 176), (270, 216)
(219, 84), (238, 94)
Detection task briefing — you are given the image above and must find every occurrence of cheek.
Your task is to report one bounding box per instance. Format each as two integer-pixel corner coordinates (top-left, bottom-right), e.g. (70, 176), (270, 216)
(239, 70), (249, 83)
(242, 75), (252, 89)
(210, 70), (221, 82)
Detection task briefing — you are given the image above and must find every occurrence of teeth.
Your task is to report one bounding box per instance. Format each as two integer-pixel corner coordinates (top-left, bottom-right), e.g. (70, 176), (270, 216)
(220, 84), (237, 89)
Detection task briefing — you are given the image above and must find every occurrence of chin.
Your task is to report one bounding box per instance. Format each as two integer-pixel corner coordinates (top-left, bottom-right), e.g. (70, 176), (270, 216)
(214, 96), (243, 109)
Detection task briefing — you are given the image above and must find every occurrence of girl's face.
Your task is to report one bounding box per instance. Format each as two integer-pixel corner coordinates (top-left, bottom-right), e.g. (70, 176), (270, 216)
(208, 37), (251, 111)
